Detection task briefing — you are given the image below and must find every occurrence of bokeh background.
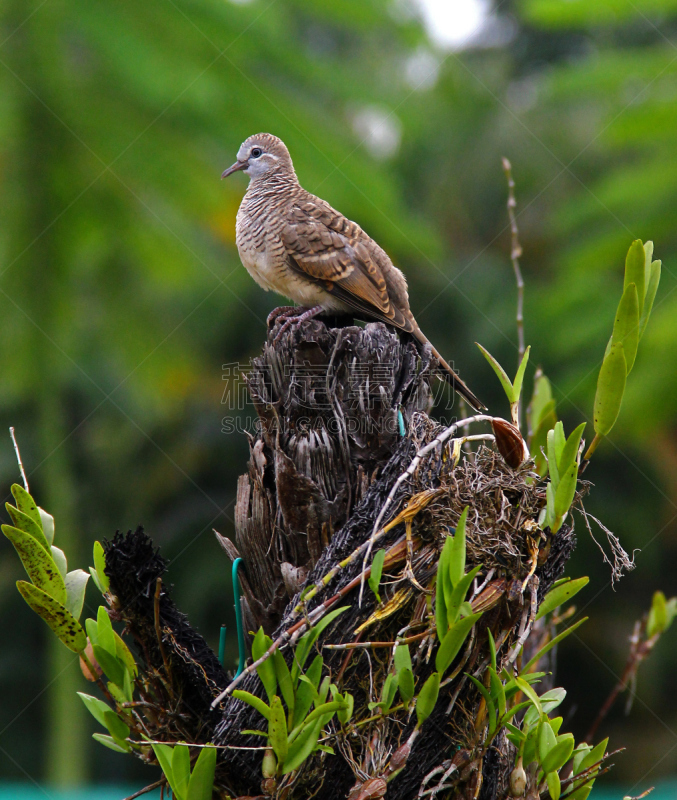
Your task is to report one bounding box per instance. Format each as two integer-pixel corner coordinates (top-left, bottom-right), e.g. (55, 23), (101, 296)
(1, 0), (676, 795)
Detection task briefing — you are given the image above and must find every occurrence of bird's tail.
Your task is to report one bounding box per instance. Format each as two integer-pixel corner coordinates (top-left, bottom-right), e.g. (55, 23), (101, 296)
(412, 330), (487, 412)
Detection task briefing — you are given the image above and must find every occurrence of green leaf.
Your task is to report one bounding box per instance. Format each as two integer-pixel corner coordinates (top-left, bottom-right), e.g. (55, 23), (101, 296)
(489, 668), (506, 718)
(5, 505), (50, 553)
(531, 399), (558, 477)
(542, 734), (575, 774)
(647, 590), (668, 638)
(51, 546), (68, 578)
(487, 629), (497, 672)
(553, 461), (578, 525)
(435, 613), (481, 674)
(368, 549), (386, 604)
(476, 343), (515, 402)
(337, 691), (354, 725)
(536, 578), (589, 621)
(114, 631), (138, 678)
(252, 628), (276, 702)
(610, 284), (639, 374)
(151, 743), (176, 794)
(546, 769), (561, 800)
(96, 605), (116, 655)
(624, 239), (646, 314)
(187, 745), (217, 800)
(282, 718), (322, 775)
(89, 567), (104, 594)
(514, 677), (542, 715)
(380, 672), (398, 713)
(92, 733), (129, 753)
(292, 607), (349, 682)
(416, 672), (440, 728)
(558, 423), (586, 475)
(528, 372), (554, 433)
(579, 737), (608, 774)
(522, 618), (588, 674)
(449, 507), (469, 587)
(398, 668), (415, 703)
(512, 345), (531, 405)
(394, 642), (412, 675)
(39, 508), (55, 547)
(103, 710), (131, 747)
(639, 260), (661, 340)
(232, 690), (272, 721)
(538, 719), (557, 763)
(78, 692), (114, 728)
(65, 569), (89, 620)
(3, 525), (67, 604)
(593, 344), (627, 437)
(272, 650), (295, 718)
(92, 644), (126, 688)
(293, 655), (322, 728)
(435, 544), (449, 641)
(10, 485), (44, 534)
(93, 541), (110, 593)
(546, 429), (560, 490)
(16, 580), (86, 652)
(269, 696), (289, 764)
(447, 566), (482, 625)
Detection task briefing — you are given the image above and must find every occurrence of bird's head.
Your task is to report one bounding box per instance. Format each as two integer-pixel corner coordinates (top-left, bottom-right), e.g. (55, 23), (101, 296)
(221, 133), (295, 181)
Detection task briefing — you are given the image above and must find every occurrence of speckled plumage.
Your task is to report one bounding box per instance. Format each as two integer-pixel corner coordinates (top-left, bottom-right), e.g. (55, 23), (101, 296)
(223, 133), (485, 411)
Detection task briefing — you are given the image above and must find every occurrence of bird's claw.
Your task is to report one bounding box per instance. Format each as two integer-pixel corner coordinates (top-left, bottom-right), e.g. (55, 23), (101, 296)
(269, 305), (324, 345)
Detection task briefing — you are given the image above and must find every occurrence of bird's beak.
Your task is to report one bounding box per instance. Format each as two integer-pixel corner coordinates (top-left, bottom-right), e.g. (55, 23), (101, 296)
(221, 160), (248, 179)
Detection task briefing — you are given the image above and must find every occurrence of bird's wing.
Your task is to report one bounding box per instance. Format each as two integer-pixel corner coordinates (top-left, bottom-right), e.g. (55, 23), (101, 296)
(281, 201), (415, 333)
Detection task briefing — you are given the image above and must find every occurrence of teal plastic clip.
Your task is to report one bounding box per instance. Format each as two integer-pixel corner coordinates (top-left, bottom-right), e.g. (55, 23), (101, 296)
(232, 557), (246, 677)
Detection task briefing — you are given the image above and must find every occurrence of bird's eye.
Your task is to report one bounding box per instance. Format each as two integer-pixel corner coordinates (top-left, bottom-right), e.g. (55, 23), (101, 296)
(251, 147), (262, 158)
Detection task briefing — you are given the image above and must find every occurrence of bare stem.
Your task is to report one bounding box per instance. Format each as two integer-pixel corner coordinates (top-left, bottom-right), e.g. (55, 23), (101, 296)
(502, 158), (525, 427)
(9, 427), (29, 492)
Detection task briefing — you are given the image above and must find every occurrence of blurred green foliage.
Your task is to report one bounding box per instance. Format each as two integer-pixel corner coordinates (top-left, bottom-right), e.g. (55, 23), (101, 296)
(1, 0), (677, 790)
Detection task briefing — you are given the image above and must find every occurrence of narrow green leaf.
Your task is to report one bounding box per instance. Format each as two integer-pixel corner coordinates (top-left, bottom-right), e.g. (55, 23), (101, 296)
(538, 719), (557, 763)
(78, 692), (114, 728)
(272, 650), (295, 718)
(546, 770), (561, 800)
(639, 260), (661, 340)
(337, 691), (354, 725)
(435, 613), (481, 674)
(97, 605), (116, 655)
(546, 429), (560, 491)
(151, 743), (176, 793)
(512, 345), (531, 404)
(38, 508), (55, 547)
(252, 628), (276, 702)
(103, 710), (130, 748)
(536, 578), (589, 621)
(624, 239), (646, 314)
(3, 525), (67, 604)
(610, 283), (640, 373)
(398, 668), (415, 703)
(553, 421), (566, 464)
(114, 631), (138, 678)
(447, 565), (481, 625)
(92, 644), (126, 688)
(647, 590), (668, 638)
(435, 556), (448, 642)
(293, 655), (322, 728)
(268, 696), (289, 764)
(380, 673), (398, 713)
(187, 745), (217, 800)
(415, 672), (440, 727)
(51, 546), (68, 578)
(528, 372), (553, 433)
(579, 737), (608, 774)
(522, 618), (588, 674)
(489, 668), (506, 718)
(93, 541), (110, 593)
(554, 461), (578, 524)
(232, 690), (271, 721)
(5, 505), (50, 553)
(282, 719), (322, 774)
(593, 344), (627, 437)
(92, 733), (129, 753)
(514, 677), (542, 714)
(89, 566), (104, 594)
(10, 485), (44, 533)
(368, 549), (386, 604)
(394, 642), (412, 675)
(449, 507), (468, 587)
(293, 607), (349, 681)
(643, 241), (654, 288)
(542, 735), (575, 774)
(17, 580), (86, 652)
(487, 629), (497, 672)
(476, 343), (515, 402)
(65, 570), (89, 620)
(531, 400), (558, 477)
(558, 423), (586, 475)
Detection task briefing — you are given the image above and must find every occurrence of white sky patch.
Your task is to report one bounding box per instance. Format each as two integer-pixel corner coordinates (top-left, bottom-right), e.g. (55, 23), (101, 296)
(414, 0), (491, 50)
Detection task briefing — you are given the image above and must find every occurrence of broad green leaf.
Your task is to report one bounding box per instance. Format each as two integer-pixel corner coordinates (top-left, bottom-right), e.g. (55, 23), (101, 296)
(398, 668), (415, 703)
(16, 580), (86, 652)
(282, 718), (322, 774)
(103, 710), (131, 747)
(435, 613), (481, 674)
(93, 541), (110, 593)
(449, 507), (469, 587)
(96, 605), (116, 655)
(572, 743), (592, 775)
(78, 692), (114, 728)
(512, 345), (531, 405)
(268, 696), (289, 764)
(523, 688), (566, 729)
(293, 607), (349, 681)
(65, 569), (89, 620)
(538, 719), (557, 763)
(477, 343), (515, 402)
(232, 690), (271, 721)
(51, 546), (68, 578)
(10, 485), (43, 533)
(86, 617), (99, 644)
(624, 239), (646, 314)
(151, 743), (176, 793)
(416, 672), (440, 727)
(187, 745), (217, 800)
(114, 631), (138, 678)
(639, 260), (661, 340)
(368, 549), (386, 604)
(536, 578), (589, 620)
(293, 655), (322, 728)
(4, 525), (66, 604)
(5, 505), (50, 553)
(542, 734), (575, 774)
(608, 282), (639, 372)
(558, 423), (586, 475)
(554, 461), (579, 523)
(528, 372), (553, 433)
(272, 650), (295, 718)
(546, 770), (561, 800)
(593, 344), (627, 437)
(647, 590), (668, 638)
(522, 618), (588, 674)
(89, 567), (104, 594)
(252, 628), (276, 702)
(394, 643), (412, 675)
(38, 508), (55, 547)
(92, 644), (126, 688)
(93, 733), (129, 753)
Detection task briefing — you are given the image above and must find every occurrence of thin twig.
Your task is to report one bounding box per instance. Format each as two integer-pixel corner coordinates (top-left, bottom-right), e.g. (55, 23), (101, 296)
(122, 779), (165, 800)
(9, 427), (29, 492)
(502, 158), (525, 428)
(323, 628), (434, 651)
(154, 578), (172, 688)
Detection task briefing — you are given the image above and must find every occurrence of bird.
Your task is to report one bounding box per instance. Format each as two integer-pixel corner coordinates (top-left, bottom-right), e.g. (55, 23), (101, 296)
(221, 133), (486, 412)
